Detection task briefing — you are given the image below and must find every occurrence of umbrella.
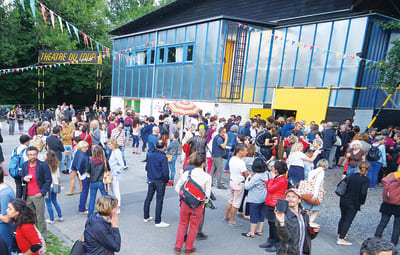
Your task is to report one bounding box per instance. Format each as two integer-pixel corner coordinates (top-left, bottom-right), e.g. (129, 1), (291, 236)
(167, 100), (201, 116)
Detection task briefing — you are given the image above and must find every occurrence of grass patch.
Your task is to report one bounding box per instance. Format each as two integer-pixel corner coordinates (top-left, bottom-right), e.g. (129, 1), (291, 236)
(46, 231), (71, 255)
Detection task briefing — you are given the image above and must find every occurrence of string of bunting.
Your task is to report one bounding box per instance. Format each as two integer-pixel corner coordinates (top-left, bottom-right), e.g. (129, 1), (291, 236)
(0, 53), (106, 76)
(237, 23), (385, 67)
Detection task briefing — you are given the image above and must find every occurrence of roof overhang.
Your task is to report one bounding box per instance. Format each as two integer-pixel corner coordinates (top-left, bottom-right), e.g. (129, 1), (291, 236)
(110, 15), (276, 41)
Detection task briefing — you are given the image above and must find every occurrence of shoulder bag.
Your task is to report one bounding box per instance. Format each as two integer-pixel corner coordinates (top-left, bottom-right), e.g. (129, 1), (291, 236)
(335, 177), (348, 196)
(103, 169), (113, 193)
(298, 172), (325, 205)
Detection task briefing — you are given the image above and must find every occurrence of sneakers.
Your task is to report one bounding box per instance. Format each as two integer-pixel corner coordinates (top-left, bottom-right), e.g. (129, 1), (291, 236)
(337, 239), (352, 246)
(184, 248), (196, 254)
(222, 218), (229, 222)
(123, 166), (128, 170)
(144, 217), (153, 223)
(196, 233), (208, 240)
(155, 221), (170, 228)
(55, 217), (64, 222)
(46, 219), (55, 224)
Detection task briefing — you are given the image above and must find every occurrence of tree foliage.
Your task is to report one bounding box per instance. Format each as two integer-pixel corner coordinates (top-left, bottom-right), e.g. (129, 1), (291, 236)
(0, 0), (173, 107)
(376, 20), (400, 94)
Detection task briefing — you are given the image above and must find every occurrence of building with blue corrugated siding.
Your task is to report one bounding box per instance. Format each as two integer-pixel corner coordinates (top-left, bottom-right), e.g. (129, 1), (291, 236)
(108, 0), (400, 129)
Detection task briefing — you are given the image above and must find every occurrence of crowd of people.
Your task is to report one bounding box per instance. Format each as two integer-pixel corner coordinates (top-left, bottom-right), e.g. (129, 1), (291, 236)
(0, 102), (399, 254)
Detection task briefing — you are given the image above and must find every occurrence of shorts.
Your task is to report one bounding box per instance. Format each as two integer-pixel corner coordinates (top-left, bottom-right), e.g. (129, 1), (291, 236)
(228, 181), (244, 208)
(248, 202), (266, 224)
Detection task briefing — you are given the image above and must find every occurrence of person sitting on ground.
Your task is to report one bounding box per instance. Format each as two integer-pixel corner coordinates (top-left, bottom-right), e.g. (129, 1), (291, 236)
(83, 195), (121, 255)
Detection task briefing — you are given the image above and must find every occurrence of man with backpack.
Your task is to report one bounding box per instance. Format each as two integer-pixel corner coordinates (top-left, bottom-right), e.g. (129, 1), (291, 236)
(123, 112), (133, 143)
(174, 153), (211, 254)
(375, 167), (400, 247)
(367, 135), (387, 188)
(46, 126), (65, 168)
(9, 135), (30, 198)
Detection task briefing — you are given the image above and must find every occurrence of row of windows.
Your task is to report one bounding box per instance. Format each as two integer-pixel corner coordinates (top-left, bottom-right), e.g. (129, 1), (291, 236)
(128, 44), (194, 66)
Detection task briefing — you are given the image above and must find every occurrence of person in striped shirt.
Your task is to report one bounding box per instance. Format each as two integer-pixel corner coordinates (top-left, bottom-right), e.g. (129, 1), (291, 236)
(111, 123), (127, 169)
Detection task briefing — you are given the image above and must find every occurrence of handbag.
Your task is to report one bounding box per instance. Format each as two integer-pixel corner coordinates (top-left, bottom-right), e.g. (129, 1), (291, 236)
(53, 183), (61, 194)
(103, 170), (113, 193)
(335, 177), (348, 196)
(166, 154), (173, 163)
(70, 236), (84, 255)
(298, 173), (324, 205)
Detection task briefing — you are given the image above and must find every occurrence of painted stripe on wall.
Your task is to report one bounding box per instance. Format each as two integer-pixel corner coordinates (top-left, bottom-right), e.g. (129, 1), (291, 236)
(145, 33), (151, 97)
(137, 35), (143, 97)
(111, 40), (115, 96)
(252, 28), (263, 102)
(241, 29), (252, 102)
(123, 38), (128, 97)
(291, 26), (302, 87)
(170, 29), (178, 98)
(321, 22), (334, 87)
(212, 20), (222, 101)
(306, 24), (318, 87)
(118, 39), (121, 96)
(200, 23), (210, 100)
(161, 31), (168, 96)
(179, 27), (188, 99)
(263, 29), (275, 103)
(217, 21), (228, 102)
(278, 28), (288, 86)
(334, 19), (351, 106)
(130, 37), (134, 97)
(189, 25), (198, 100)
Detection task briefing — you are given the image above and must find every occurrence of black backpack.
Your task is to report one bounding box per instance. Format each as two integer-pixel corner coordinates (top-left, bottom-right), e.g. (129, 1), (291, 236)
(179, 169), (205, 209)
(367, 144), (382, 161)
(255, 130), (266, 147)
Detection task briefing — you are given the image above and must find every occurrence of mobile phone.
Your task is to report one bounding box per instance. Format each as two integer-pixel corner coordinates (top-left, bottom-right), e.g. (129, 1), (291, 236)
(276, 199), (288, 213)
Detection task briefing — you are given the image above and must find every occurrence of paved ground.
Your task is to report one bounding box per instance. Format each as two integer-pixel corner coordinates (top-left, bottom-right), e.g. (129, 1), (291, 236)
(1, 121), (397, 254)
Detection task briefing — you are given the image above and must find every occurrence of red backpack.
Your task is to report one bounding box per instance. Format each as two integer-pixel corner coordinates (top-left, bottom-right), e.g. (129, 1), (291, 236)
(382, 173), (400, 205)
(28, 124), (37, 138)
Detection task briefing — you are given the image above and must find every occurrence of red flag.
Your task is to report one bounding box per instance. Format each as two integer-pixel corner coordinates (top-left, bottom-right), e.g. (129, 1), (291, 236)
(103, 46), (107, 57)
(40, 4), (46, 25)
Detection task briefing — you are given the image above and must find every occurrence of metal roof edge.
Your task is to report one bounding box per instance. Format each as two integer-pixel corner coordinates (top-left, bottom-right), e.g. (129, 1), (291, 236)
(110, 15), (276, 40)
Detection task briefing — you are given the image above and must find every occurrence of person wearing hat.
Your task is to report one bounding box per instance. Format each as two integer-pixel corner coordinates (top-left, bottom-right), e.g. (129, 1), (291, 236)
(274, 188), (320, 254)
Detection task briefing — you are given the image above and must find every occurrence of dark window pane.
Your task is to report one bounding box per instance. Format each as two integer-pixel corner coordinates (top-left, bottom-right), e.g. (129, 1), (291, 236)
(186, 45), (193, 61)
(159, 48), (165, 63)
(167, 47), (176, 63)
(150, 50), (155, 64)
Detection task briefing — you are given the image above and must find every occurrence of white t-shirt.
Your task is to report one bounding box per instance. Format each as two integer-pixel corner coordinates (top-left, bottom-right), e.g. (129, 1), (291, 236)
(288, 151), (307, 168)
(229, 156), (247, 182)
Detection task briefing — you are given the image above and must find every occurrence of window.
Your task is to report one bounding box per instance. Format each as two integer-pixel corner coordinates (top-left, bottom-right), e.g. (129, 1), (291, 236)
(136, 51), (147, 65)
(186, 45), (193, 62)
(176, 46), (183, 62)
(149, 50), (155, 64)
(159, 48), (165, 63)
(167, 47), (176, 63)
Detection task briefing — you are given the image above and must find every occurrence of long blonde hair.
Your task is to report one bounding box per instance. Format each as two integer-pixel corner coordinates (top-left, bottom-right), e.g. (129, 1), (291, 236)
(290, 142), (304, 153)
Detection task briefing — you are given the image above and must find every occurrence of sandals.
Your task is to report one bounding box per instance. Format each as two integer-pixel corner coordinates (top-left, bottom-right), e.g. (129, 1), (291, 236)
(241, 233), (255, 238)
(255, 232), (263, 236)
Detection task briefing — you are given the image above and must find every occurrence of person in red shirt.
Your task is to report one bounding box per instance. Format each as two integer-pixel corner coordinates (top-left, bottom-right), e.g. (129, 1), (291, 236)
(259, 160), (288, 252)
(79, 126), (92, 156)
(21, 147), (52, 241)
(7, 199), (45, 255)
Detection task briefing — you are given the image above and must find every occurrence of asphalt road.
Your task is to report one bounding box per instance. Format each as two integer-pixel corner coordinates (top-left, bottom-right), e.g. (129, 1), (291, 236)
(1, 122), (366, 254)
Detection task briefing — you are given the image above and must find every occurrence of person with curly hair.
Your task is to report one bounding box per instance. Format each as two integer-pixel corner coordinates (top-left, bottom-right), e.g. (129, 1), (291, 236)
(7, 199), (45, 255)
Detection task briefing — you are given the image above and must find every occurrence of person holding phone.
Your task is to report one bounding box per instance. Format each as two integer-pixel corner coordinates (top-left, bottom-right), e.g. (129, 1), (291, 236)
(259, 160), (288, 252)
(83, 195), (121, 255)
(275, 189), (320, 254)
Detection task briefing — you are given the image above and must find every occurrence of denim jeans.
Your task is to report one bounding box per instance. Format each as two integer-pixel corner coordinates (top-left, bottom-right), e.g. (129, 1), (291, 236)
(45, 188), (63, 221)
(79, 178), (90, 212)
(224, 148), (231, 170)
(61, 145), (73, 171)
(375, 213), (400, 246)
(118, 145), (126, 166)
(347, 166), (359, 176)
(367, 161), (382, 188)
(88, 181), (107, 217)
(169, 154), (177, 181)
(328, 146), (337, 167)
(124, 126), (131, 140)
(144, 182), (166, 224)
(132, 135), (139, 148)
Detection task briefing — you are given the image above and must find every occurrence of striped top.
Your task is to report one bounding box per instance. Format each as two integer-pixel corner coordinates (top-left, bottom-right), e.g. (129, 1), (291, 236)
(111, 128), (125, 146)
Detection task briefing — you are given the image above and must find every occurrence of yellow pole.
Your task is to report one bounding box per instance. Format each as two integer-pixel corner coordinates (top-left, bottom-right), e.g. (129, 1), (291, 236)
(366, 92), (394, 130)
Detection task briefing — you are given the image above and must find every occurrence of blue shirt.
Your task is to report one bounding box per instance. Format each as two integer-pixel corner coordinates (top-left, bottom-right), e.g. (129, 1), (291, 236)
(0, 184), (15, 221)
(373, 142), (387, 167)
(145, 150), (170, 183)
(212, 134), (225, 157)
(147, 134), (158, 155)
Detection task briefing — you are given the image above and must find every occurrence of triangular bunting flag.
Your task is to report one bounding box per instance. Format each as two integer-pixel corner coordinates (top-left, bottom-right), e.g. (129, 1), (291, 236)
(50, 10), (55, 29)
(72, 25), (80, 43)
(58, 16), (63, 33)
(66, 22), (72, 37)
(29, 0), (35, 19)
(40, 4), (46, 25)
